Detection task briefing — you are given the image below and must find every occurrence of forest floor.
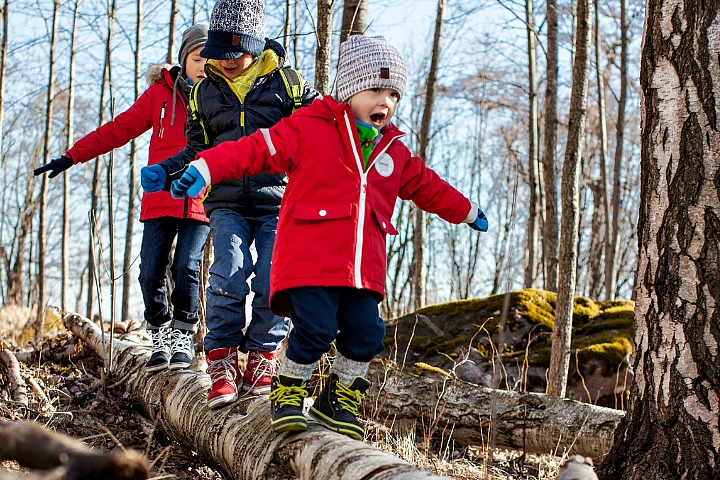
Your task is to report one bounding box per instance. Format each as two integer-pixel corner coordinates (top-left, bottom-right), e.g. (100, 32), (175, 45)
(0, 308), (563, 479)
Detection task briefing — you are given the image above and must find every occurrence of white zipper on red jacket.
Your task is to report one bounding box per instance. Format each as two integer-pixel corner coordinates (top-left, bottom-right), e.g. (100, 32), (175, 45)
(342, 111), (403, 289)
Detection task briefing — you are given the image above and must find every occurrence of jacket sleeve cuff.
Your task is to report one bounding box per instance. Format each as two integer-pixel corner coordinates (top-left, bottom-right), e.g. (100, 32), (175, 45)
(190, 158), (212, 185)
(463, 202), (478, 224)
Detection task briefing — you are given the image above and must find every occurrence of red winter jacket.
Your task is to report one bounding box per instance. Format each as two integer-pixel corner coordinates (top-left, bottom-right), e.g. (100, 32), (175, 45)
(66, 66), (207, 223)
(196, 96), (473, 316)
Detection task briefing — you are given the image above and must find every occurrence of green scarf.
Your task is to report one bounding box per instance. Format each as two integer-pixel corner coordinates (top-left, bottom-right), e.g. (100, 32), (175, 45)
(355, 119), (379, 170)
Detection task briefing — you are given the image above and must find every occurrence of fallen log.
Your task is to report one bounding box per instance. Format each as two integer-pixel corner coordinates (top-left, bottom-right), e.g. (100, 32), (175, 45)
(0, 419), (148, 480)
(0, 349), (28, 407)
(63, 312), (449, 480)
(366, 362), (624, 460)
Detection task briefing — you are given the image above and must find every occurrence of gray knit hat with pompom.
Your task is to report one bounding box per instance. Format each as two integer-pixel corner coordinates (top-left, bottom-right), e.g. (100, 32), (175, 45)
(200, 0), (265, 59)
(335, 36), (407, 104)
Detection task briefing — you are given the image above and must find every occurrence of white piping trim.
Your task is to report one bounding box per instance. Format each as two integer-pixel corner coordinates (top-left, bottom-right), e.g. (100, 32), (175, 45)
(343, 112), (366, 289)
(260, 128), (276, 155)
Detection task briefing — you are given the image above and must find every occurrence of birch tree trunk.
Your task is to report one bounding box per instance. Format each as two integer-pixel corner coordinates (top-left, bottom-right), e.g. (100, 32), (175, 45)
(62, 0), (81, 313)
(547, 0), (591, 398)
(411, 0), (446, 310)
(524, 0), (540, 289)
(597, 1), (720, 477)
(314, 0), (333, 94)
(166, 0), (178, 65)
(339, 0), (367, 42)
(604, 0), (628, 301)
(541, 0), (559, 292)
(36, 0), (60, 342)
(63, 313), (449, 480)
(122, 0), (142, 323)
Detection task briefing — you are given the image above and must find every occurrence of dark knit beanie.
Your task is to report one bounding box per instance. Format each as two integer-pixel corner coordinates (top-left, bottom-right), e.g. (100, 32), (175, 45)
(200, 0), (266, 59)
(336, 36), (407, 104)
(179, 24), (208, 77)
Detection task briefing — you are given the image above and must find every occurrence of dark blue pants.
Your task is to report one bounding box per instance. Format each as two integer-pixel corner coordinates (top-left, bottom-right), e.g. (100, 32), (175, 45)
(285, 287), (385, 364)
(139, 217), (209, 331)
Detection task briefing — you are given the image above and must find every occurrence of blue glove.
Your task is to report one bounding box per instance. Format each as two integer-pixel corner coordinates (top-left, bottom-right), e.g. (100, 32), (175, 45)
(140, 164), (167, 193)
(171, 165), (206, 198)
(468, 208), (488, 232)
(34, 155), (73, 178)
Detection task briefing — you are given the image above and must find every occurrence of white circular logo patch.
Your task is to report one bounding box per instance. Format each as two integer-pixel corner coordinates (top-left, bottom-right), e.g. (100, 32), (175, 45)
(374, 153), (394, 177)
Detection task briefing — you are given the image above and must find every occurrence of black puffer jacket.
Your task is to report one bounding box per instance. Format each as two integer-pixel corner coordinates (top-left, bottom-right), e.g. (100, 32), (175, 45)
(161, 40), (319, 216)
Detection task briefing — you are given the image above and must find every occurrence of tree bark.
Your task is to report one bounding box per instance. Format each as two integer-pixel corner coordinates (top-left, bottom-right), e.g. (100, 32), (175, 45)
(0, 420), (148, 479)
(339, 0), (367, 43)
(64, 313), (449, 480)
(0, 0), (7, 163)
(0, 349), (28, 406)
(541, 0), (559, 292)
(604, 0), (628, 301)
(122, 0), (142, 323)
(411, 0), (446, 310)
(314, 0), (333, 95)
(523, 0), (539, 289)
(36, 0), (60, 342)
(547, 0), (592, 398)
(597, 0), (720, 478)
(166, 0), (178, 65)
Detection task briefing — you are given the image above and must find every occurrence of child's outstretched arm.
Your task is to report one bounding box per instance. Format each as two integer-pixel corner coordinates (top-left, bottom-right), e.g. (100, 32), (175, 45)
(170, 116), (302, 198)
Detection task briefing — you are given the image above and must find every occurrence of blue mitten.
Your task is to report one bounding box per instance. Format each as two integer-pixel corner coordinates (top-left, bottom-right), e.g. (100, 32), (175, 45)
(468, 208), (488, 232)
(171, 165), (206, 198)
(34, 155), (74, 178)
(140, 164), (167, 192)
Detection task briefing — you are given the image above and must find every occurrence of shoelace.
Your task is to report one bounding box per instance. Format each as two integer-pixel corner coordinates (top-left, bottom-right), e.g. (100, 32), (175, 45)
(170, 329), (194, 355)
(151, 326), (171, 352)
(336, 382), (364, 416)
(268, 383), (308, 407)
(247, 352), (277, 382)
(207, 354), (237, 383)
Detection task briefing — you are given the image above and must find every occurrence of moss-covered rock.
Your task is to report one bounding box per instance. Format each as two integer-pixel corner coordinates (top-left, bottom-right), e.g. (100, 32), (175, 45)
(382, 289), (634, 408)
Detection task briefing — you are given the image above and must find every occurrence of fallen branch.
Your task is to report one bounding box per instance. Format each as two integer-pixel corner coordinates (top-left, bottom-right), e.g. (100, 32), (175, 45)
(366, 361), (624, 460)
(64, 312), (450, 480)
(0, 420), (148, 480)
(0, 349), (28, 407)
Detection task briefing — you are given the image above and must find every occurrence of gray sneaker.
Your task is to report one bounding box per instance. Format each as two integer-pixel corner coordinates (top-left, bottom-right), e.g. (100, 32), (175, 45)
(168, 329), (195, 370)
(145, 325), (171, 372)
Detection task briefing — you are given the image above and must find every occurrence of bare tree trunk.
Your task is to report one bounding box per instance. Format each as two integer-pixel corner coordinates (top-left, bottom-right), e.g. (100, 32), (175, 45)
(314, 0), (333, 94)
(166, 0), (178, 65)
(88, 0), (115, 319)
(411, 0), (446, 310)
(339, 0), (367, 43)
(541, 0), (559, 292)
(62, 0), (81, 313)
(604, 0), (627, 301)
(0, 0), (8, 163)
(283, 0), (290, 52)
(587, 178), (604, 298)
(523, 0), (539, 289)
(547, 0), (591, 398)
(6, 162), (37, 306)
(593, 0), (610, 302)
(36, 0), (60, 342)
(598, 1), (720, 477)
(122, 0), (142, 323)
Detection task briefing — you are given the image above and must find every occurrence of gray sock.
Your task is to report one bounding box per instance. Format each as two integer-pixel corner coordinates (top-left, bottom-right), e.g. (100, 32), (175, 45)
(278, 351), (315, 381)
(331, 353), (369, 385)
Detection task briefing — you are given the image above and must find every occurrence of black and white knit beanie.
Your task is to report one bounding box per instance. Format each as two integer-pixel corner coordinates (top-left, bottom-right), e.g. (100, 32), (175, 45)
(179, 24), (208, 77)
(336, 35), (407, 104)
(200, 0), (265, 59)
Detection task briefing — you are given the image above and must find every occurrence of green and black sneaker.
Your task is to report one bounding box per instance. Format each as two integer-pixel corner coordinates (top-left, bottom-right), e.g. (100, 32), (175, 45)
(269, 375), (309, 433)
(309, 373), (370, 440)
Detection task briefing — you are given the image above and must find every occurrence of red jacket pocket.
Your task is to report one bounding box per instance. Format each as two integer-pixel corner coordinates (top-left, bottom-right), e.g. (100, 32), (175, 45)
(294, 203), (353, 220)
(372, 209), (399, 235)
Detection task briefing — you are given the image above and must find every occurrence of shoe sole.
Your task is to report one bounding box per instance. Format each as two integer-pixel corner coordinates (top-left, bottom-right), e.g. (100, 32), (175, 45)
(271, 416), (308, 433)
(308, 407), (364, 440)
(241, 383), (271, 395)
(168, 362), (192, 370)
(145, 362), (169, 372)
(207, 392), (239, 409)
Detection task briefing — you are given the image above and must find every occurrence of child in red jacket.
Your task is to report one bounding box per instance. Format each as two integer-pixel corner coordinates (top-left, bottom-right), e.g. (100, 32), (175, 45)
(34, 25), (210, 373)
(170, 35), (488, 439)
